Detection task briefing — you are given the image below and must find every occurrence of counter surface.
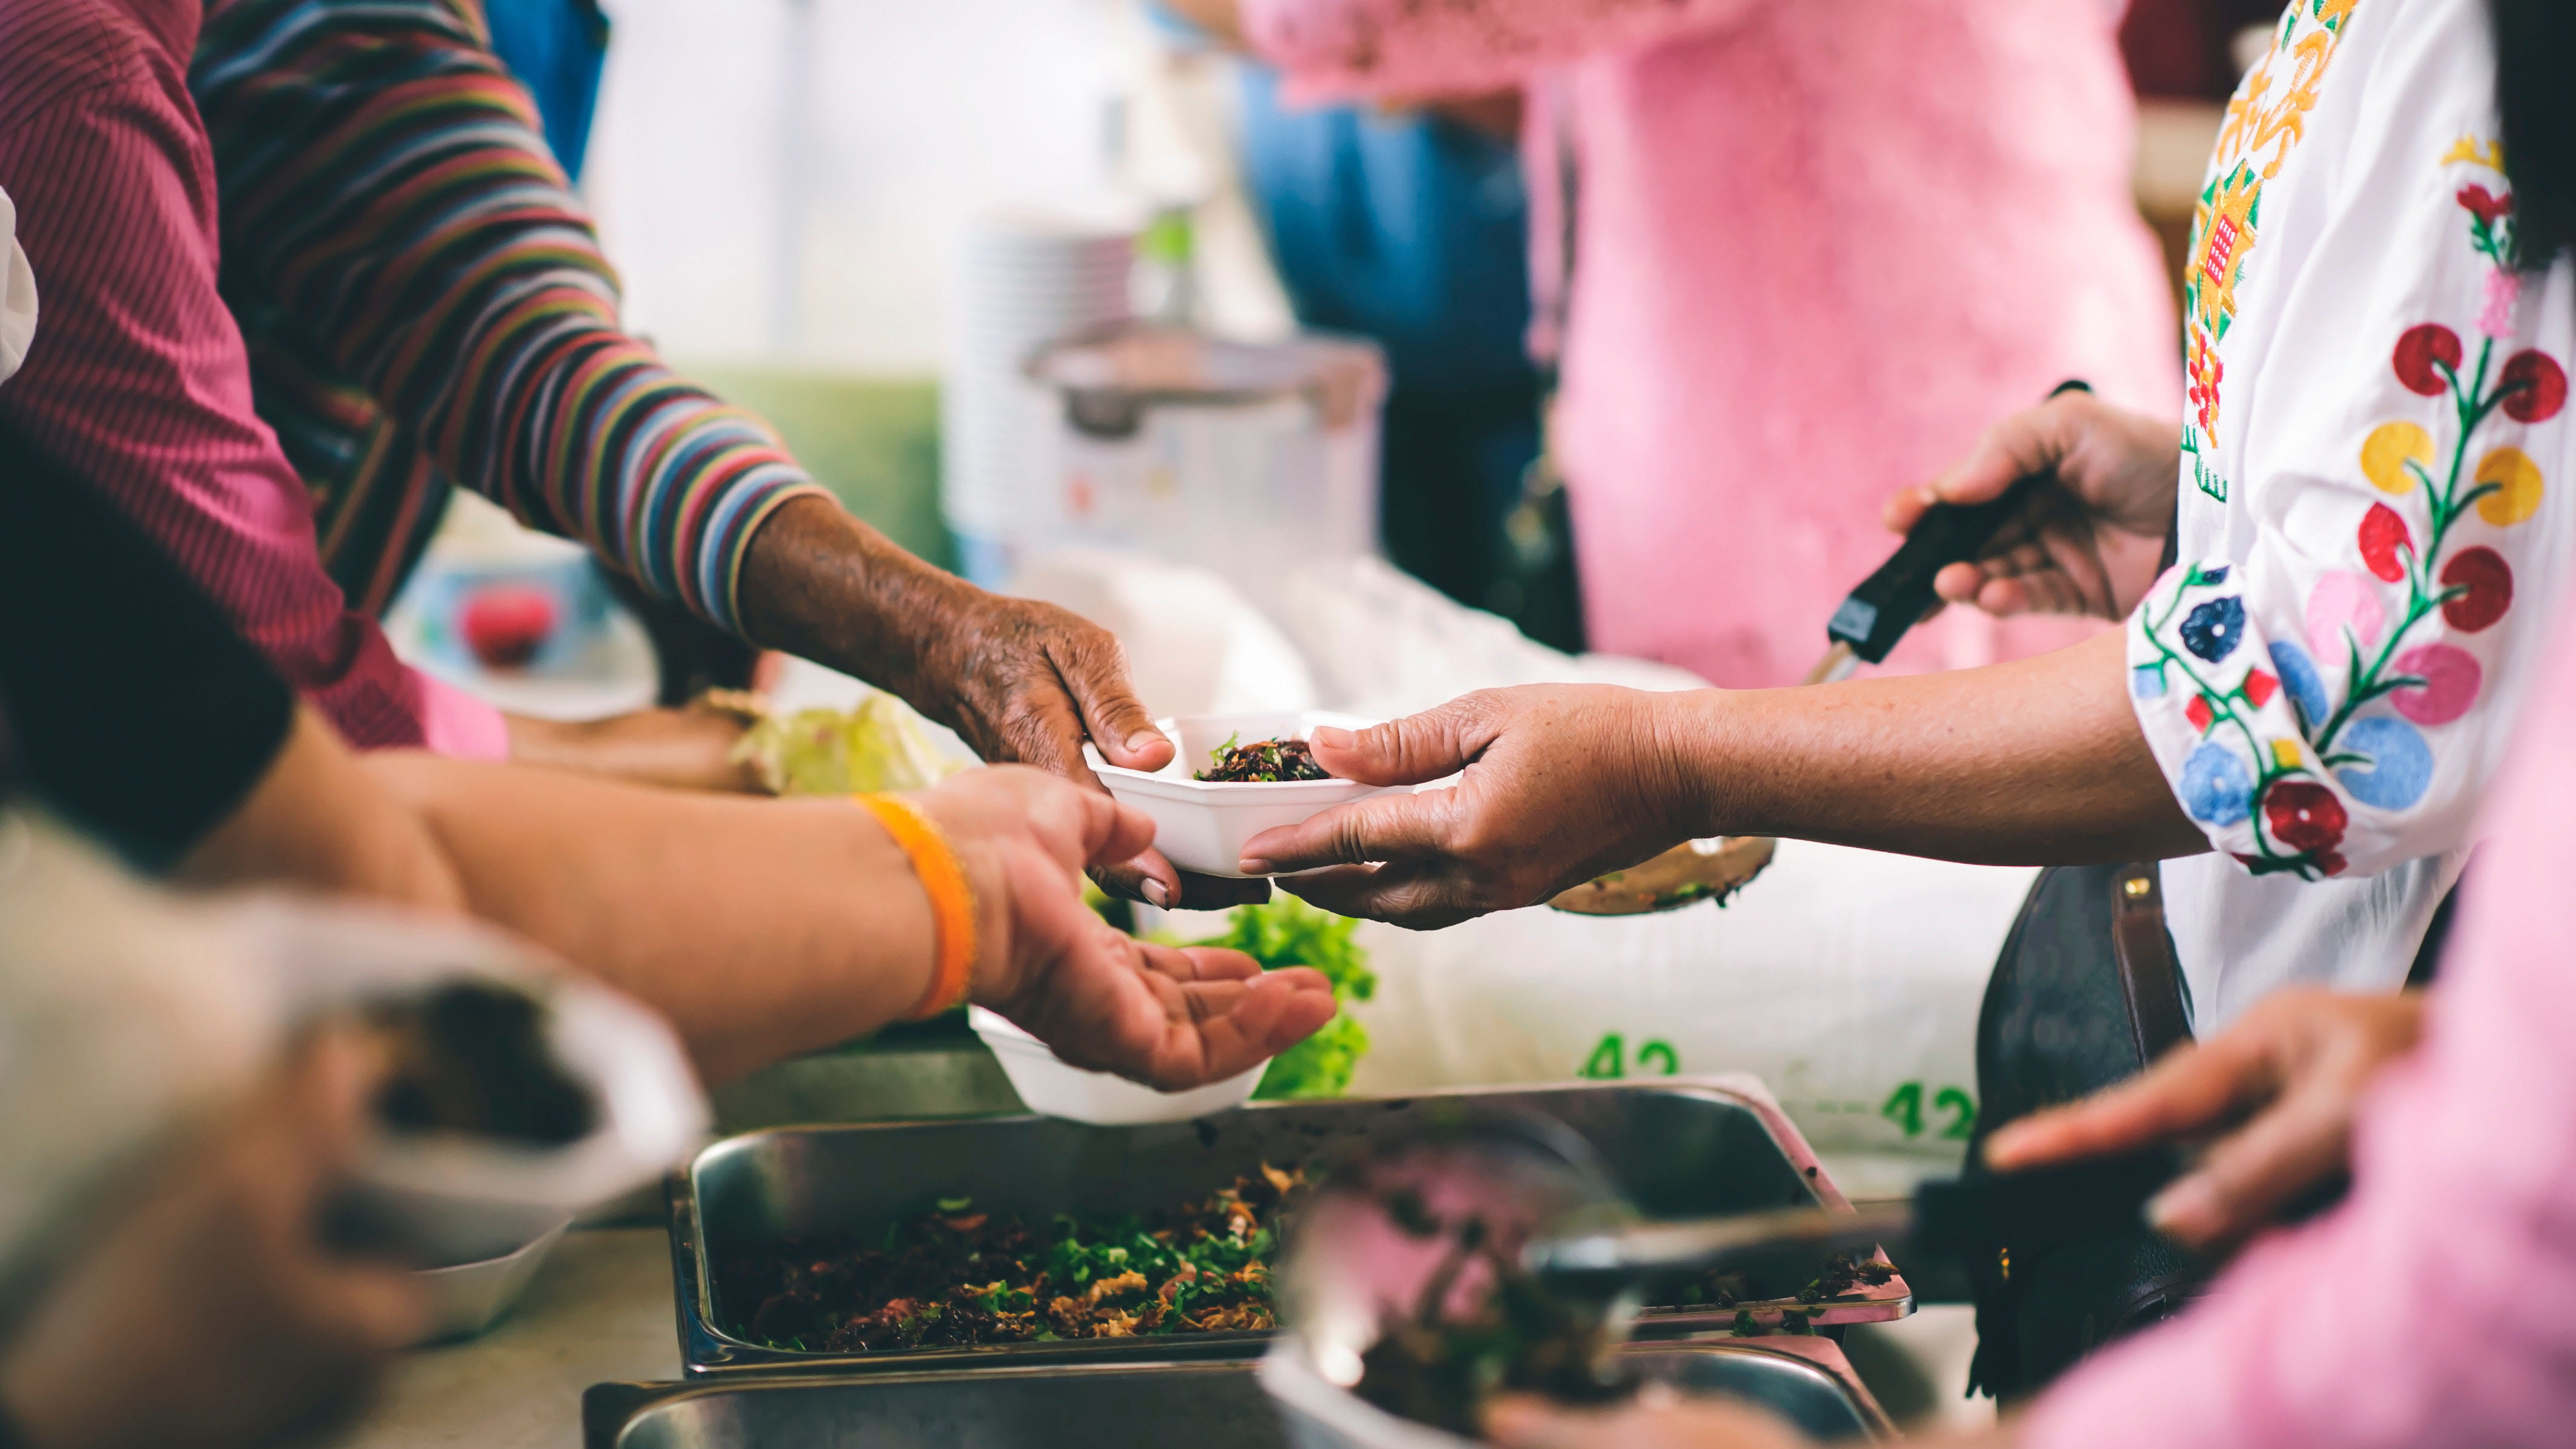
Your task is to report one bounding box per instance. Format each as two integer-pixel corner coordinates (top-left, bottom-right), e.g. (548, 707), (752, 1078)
(324, 1227), (679, 1449)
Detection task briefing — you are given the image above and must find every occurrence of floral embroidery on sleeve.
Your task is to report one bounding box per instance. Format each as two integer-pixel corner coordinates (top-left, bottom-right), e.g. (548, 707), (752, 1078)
(2135, 156), (2568, 880)
(2183, 0), (2359, 505)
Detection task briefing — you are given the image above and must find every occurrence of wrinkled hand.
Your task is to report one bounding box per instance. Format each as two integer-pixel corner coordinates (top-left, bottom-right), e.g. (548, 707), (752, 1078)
(1486, 1388), (1816, 1449)
(1237, 686), (1698, 929)
(735, 495), (1265, 912)
(912, 585), (1270, 914)
(0, 1031), (425, 1449)
(1887, 391), (2181, 620)
(912, 767), (1338, 1089)
(1985, 987), (2428, 1254)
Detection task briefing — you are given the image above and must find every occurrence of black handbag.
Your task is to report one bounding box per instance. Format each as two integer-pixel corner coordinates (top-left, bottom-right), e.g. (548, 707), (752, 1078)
(1964, 860), (2461, 1401)
(1963, 861), (2204, 1402)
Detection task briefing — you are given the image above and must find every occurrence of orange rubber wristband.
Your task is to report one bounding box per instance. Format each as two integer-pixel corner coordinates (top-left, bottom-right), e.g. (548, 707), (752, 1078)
(854, 794), (977, 1019)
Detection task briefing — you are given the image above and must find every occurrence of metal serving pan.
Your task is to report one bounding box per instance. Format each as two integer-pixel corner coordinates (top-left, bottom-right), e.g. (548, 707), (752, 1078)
(669, 1080), (1911, 1378)
(586, 1342), (1891, 1449)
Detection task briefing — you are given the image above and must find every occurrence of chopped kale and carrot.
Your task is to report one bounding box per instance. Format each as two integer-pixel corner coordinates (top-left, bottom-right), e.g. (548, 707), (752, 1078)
(730, 1167), (1304, 1352)
(1195, 734), (1332, 783)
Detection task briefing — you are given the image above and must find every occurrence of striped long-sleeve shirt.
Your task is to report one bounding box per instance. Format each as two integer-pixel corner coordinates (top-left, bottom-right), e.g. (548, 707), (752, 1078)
(192, 0), (828, 629)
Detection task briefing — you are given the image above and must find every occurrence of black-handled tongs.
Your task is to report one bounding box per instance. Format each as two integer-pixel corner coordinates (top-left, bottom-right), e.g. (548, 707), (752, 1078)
(1552, 380), (2093, 914)
(1802, 378), (2094, 686)
(1523, 1145), (2183, 1288)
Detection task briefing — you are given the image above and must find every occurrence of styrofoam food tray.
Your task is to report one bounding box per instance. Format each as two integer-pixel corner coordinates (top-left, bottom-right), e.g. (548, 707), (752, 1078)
(1085, 712), (1398, 878)
(410, 1215), (573, 1346)
(970, 1007), (1264, 1125)
(240, 904), (712, 1266)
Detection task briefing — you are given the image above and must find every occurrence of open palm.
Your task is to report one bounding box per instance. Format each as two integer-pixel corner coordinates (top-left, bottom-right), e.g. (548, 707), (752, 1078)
(916, 767), (1336, 1088)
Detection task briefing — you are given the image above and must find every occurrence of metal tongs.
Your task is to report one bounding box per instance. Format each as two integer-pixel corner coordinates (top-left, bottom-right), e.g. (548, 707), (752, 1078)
(1522, 1146), (2184, 1292)
(1552, 381), (2094, 916)
(1278, 1111), (2181, 1379)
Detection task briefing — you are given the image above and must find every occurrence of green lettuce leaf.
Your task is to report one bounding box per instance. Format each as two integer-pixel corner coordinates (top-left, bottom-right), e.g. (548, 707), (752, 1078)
(731, 692), (967, 797)
(1187, 898), (1376, 1100)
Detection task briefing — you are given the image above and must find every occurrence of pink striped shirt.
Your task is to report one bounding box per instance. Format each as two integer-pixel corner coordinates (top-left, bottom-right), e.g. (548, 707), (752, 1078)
(0, 0), (502, 755)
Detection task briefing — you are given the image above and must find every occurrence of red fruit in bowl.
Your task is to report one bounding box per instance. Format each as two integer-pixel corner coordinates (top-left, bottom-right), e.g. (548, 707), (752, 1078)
(460, 585), (558, 669)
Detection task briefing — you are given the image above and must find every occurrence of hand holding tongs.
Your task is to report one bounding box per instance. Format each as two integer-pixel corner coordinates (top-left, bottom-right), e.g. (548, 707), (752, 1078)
(1551, 381), (2095, 916)
(1522, 1144), (2183, 1289)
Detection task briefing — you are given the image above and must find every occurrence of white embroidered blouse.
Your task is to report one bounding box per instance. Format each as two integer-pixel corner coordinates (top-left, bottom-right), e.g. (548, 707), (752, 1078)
(2126, 0), (2574, 1030)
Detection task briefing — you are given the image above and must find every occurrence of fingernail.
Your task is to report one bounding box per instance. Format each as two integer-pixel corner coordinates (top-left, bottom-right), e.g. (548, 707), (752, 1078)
(1126, 730), (1165, 754)
(1237, 859), (1272, 876)
(1310, 726), (1354, 751)
(1140, 879), (1170, 908)
(2147, 1176), (2215, 1235)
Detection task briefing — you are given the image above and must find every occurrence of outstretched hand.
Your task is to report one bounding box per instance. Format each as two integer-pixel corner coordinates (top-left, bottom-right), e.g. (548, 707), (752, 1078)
(910, 589), (1270, 913)
(737, 494), (1267, 913)
(915, 767), (1336, 1089)
(1235, 685), (1700, 929)
(1887, 390), (2181, 620)
(1985, 987), (2428, 1253)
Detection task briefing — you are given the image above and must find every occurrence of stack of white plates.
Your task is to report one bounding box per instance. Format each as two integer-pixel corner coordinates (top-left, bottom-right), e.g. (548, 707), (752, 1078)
(941, 211), (1137, 585)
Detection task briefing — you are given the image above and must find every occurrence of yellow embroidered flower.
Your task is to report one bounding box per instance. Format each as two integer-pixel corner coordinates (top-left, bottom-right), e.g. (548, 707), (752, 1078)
(2192, 165), (2264, 337)
(2361, 421), (2434, 494)
(2475, 447), (2545, 526)
(2442, 136), (2506, 172)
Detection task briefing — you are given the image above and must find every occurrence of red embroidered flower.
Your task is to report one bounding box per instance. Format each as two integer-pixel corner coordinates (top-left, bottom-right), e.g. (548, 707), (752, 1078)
(2187, 335), (2225, 436)
(2186, 695), (2215, 733)
(2264, 781), (2348, 857)
(2358, 502), (2413, 583)
(2457, 183), (2514, 228)
(2439, 546), (2514, 632)
(2501, 349), (2569, 424)
(2242, 669), (2278, 707)
(2392, 324), (2462, 396)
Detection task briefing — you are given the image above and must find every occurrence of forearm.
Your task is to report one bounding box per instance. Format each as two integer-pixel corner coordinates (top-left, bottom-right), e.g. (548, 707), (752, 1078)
(361, 751), (936, 1083)
(1662, 630), (2207, 864)
(734, 495), (976, 711)
(175, 708), (468, 912)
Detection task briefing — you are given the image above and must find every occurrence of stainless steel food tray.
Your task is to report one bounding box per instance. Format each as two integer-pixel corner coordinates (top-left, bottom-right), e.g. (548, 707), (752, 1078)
(669, 1079), (1911, 1379)
(588, 1342), (1891, 1448)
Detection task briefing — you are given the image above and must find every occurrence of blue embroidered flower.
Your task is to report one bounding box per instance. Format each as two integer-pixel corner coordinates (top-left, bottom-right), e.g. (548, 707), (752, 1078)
(2179, 596), (2247, 663)
(2336, 716), (2434, 811)
(2268, 641), (2330, 729)
(2180, 742), (2252, 826)
(2131, 665), (2168, 699)
(2189, 564), (2232, 588)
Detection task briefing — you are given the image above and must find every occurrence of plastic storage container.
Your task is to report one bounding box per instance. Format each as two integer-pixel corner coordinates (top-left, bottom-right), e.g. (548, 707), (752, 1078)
(1025, 324), (1387, 619)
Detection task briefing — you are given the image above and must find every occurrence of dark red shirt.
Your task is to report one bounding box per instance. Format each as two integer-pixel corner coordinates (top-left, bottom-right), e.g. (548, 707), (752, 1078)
(0, 0), (488, 749)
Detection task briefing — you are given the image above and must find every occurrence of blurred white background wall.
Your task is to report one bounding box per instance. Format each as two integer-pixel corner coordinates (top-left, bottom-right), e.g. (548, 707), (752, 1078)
(585, 0), (1134, 371)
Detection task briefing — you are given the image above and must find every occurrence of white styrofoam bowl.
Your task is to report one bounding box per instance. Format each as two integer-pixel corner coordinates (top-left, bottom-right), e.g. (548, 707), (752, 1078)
(408, 1216), (572, 1346)
(1086, 712), (1398, 878)
(970, 1007), (1265, 1125)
